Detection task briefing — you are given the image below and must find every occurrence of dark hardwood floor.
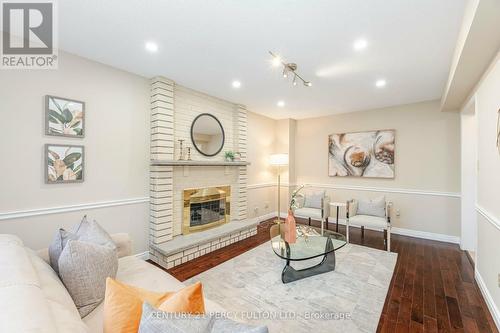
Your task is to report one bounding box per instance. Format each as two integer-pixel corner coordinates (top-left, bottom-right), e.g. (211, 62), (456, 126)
(149, 218), (498, 333)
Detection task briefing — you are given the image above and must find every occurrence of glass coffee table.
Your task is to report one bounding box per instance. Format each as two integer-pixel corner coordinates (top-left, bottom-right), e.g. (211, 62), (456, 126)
(271, 225), (347, 283)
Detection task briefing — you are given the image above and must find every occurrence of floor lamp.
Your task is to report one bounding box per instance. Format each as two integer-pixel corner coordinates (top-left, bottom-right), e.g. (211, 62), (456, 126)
(269, 154), (289, 224)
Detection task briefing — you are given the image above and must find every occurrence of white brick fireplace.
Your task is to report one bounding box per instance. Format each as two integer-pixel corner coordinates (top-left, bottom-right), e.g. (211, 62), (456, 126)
(148, 77), (257, 269)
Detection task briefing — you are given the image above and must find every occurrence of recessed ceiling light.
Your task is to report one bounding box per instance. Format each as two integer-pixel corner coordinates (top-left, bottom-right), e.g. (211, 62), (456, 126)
(232, 80), (241, 88)
(145, 41), (158, 53)
(277, 100), (285, 107)
(272, 55), (282, 67)
(375, 79), (387, 88)
(353, 39), (368, 51)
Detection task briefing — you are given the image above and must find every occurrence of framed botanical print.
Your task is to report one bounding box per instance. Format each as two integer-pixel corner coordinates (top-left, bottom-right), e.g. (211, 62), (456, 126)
(45, 95), (85, 137)
(45, 144), (84, 183)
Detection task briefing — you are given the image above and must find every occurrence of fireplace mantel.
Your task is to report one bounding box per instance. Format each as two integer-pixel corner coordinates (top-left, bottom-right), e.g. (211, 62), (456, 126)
(151, 159), (250, 167)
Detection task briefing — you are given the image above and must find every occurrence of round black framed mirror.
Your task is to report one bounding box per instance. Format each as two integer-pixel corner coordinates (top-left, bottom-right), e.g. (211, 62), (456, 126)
(190, 113), (225, 157)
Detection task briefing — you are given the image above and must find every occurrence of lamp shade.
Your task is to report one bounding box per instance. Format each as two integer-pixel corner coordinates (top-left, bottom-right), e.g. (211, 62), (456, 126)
(269, 153), (289, 166)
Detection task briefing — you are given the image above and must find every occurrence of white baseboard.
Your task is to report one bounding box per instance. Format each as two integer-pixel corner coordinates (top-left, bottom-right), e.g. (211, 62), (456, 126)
(293, 216), (460, 244)
(248, 212), (276, 224)
(390, 227), (460, 244)
(475, 269), (500, 330)
(135, 251), (150, 261)
(228, 211), (460, 245)
(248, 211), (288, 224)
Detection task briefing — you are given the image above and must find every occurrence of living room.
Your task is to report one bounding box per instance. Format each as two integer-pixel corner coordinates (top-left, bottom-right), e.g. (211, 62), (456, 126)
(0, 0), (499, 332)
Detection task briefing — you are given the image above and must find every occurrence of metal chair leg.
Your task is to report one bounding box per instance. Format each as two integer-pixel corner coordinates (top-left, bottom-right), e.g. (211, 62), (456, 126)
(346, 219), (350, 243)
(308, 217), (311, 226)
(387, 228), (391, 252)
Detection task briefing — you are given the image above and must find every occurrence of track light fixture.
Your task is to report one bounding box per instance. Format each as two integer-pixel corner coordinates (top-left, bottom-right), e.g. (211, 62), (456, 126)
(269, 51), (312, 87)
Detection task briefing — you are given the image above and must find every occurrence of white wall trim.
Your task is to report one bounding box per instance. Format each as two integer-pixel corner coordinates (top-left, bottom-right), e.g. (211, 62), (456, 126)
(247, 182), (292, 189)
(247, 182), (460, 198)
(135, 251), (150, 261)
(476, 204), (500, 231)
(248, 211), (277, 224)
(335, 219), (460, 244)
(247, 183), (273, 190)
(278, 213), (460, 244)
(390, 227), (460, 244)
(0, 197), (150, 221)
(304, 183), (460, 198)
(475, 269), (500, 330)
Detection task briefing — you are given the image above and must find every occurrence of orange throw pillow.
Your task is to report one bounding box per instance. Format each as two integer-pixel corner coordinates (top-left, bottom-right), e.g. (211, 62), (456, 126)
(103, 278), (205, 333)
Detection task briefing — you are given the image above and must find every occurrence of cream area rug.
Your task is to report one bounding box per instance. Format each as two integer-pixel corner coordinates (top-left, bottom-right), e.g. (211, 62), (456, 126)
(187, 242), (397, 333)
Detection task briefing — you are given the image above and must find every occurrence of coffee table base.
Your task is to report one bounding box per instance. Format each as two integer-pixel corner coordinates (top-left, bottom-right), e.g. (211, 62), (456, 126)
(281, 240), (336, 284)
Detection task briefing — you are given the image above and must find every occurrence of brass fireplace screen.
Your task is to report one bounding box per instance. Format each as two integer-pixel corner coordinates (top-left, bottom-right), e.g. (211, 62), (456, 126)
(183, 186), (231, 234)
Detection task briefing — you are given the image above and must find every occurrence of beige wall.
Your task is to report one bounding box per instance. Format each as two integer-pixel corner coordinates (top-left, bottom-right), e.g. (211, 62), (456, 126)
(295, 101), (460, 191)
(246, 101), (462, 238)
(474, 55), (500, 319)
(0, 52), (151, 252)
(246, 111), (277, 219)
(0, 52), (278, 252)
(246, 114), (300, 220)
(460, 108), (477, 251)
(294, 101), (461, 237)
(0, 50), (471, 259)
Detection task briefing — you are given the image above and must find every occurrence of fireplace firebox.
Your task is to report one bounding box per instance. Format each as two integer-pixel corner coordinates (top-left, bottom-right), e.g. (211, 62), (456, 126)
(183, 186), (231, 234)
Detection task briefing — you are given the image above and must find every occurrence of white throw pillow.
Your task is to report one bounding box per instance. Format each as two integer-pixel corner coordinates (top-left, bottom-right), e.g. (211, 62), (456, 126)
(356, 196), (386, 218)
(304, 191), (325, 209)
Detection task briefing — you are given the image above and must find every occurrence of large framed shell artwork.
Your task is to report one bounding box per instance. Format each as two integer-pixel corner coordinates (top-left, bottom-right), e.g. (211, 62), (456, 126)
(328, 130), (395, 178)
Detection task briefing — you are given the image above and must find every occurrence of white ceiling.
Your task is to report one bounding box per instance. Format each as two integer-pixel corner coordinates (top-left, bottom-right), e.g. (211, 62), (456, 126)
(58, 0), (466, 119)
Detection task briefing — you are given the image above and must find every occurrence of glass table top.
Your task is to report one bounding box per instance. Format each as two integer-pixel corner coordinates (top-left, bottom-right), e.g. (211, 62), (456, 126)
(271, 225), (347, 261)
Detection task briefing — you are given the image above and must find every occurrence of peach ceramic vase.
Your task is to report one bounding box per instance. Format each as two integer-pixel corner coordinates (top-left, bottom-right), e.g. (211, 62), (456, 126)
(284, 209), (297, 243)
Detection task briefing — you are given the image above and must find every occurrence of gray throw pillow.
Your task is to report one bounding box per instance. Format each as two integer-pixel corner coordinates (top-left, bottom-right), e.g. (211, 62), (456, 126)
(138, 302), (269, 333)
(48, 228), (79, 274)
(48, 216), (116, 274)
(357, 196), (386, 218)
(304, 191), (325, 209)
(58, 239), (118, 318)
(138, 302), (213, 333)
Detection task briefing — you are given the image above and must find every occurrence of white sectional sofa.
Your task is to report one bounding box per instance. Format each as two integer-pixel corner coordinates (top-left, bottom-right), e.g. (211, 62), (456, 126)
(0, 233), (225, 333)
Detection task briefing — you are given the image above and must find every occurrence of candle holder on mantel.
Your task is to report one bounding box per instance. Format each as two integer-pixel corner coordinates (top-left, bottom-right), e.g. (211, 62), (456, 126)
(177, 139), (185, 160)
(186, 146), (192, 160)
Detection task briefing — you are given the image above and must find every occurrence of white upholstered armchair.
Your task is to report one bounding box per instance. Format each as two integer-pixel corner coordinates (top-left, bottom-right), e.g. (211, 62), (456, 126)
(293, 191), (330, 228)
(346, 197), (393, 252)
